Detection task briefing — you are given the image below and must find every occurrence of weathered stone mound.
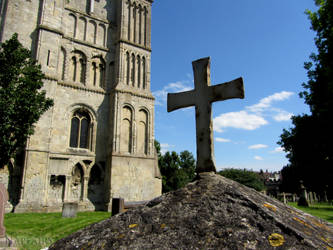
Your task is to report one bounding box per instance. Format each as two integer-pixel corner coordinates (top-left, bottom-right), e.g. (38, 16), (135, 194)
(50, 173), (333, 249)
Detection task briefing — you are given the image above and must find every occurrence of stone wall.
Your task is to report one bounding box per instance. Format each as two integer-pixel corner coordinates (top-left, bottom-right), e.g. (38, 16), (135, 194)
(0, 0), (161, 213)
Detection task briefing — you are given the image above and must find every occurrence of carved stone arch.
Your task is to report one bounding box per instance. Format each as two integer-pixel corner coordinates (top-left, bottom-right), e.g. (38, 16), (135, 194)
(90, 56), (106, 88)
(70, 50), (87, 84)
(143, 6), (147, 46)
(136, 54), (141, 88)
(88, 20), (97, 44)
(120, 104), (134, 153)
(67, 103), (97, 122)
(68, 13), (77, 38)
(67, 104), (97, 151)
(70, 162), (85, 201)
(138, 4), (143, 44)
(58, 47), (66, 81)
(131, 53), (135, 86)
(72, 161), (87, 177)
(137, 108), (149, 155)
(88, 162), (105, 210)
(78, 16), (87, 41)
(98, 23), (106, 47)
(125, 51), (130, 85)
(132, 2), (137, 43)
(141, 56), (146, 89)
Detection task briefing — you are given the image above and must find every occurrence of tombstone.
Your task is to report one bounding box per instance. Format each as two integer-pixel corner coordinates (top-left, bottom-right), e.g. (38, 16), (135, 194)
(112, 198), (125, 216)
(0, 183), (16, 248)
(0, 183), (8, 238)
(308, 192), (314, 204)
(62, 202), (78, 218)
(292, 193), (297, 203)
(313, 192), (318, 203)
(167, 57), (244, 173)
(297, 180), (309, 207)
(282, 192), (287, 204)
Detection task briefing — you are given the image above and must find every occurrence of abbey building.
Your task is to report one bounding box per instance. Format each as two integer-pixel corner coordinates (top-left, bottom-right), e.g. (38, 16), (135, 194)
(0, 0), (161, 212)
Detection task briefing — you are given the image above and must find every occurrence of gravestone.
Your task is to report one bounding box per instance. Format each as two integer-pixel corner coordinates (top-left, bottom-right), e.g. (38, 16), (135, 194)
(0, 183), (16, 248)
(62, 202), (78, 218)
(167, 57), (244, 173)
(0, 183), (8, 238)
(313, 192), (318, 203)
(112, 198), (124, 216)
(292, 193), (297, 202)
(308, 192), (314, 204)
(298, 180), (309, 207)
(282, 192), (287, 204)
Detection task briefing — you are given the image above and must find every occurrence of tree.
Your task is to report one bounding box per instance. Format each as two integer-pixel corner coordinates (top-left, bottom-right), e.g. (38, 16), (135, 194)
(154, 140), (196, 193)
(278, 0), (333, 199)
(0, 34), (53, 168)
(218, 168), (265, 191)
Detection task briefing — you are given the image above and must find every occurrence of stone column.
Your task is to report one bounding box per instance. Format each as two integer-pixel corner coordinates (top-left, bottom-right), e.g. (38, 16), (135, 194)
(64, 176), (71, 202)
(83, 177), (89, 201)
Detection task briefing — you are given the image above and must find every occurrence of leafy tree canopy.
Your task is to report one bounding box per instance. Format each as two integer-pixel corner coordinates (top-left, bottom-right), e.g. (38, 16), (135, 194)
(155, 140), (196, 193)
(0, 33), (53, 168)
(278, 0), (333, 199)
(218, 168), (265, 192)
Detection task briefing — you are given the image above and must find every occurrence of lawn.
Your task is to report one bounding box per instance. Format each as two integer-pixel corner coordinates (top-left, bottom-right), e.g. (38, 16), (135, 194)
(4, 211), (110, 250)
(288, 202), (333, 224)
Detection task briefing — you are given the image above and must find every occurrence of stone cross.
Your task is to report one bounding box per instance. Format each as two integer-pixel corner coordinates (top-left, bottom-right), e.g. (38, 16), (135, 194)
(167, 57), (244, 173)
(0, 183), (8, 238)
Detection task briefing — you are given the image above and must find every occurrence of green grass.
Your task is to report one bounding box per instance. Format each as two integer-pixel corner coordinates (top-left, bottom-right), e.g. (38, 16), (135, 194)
(288, 202), (333, 224)
(4, 212), (110, 250)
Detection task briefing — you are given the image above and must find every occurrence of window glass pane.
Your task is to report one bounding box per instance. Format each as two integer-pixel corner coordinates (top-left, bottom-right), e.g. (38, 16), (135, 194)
(70, 117), (79, 147)
(80, 118), (89, 148)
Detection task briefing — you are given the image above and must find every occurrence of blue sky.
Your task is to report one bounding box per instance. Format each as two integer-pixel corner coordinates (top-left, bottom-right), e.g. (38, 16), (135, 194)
(150, 0), (317, 172)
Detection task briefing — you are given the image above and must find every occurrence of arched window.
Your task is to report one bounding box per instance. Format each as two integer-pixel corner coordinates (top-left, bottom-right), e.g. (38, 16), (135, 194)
(142, 57), (146, 89)
(138, 109), (148, 154)
(120, 106), (133, 153)
(137, 55), (141, 88)
(90, 56), (105, 88)
(58, 47), (66, 80)
(125, 52), (130, 85)
(70, 51), (86, 84)
(68, 13), (77, 38)
(70, 110), (91, 149)
(131, 53), (135, 86)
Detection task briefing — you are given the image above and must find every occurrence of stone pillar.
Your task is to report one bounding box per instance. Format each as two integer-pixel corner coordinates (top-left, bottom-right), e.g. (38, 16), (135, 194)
(64, 176), (71, 202)
(83, 177), (89, 201)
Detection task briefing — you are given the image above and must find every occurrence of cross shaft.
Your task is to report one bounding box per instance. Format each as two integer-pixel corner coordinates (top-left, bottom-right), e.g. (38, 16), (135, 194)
(167, 57), (244, 173)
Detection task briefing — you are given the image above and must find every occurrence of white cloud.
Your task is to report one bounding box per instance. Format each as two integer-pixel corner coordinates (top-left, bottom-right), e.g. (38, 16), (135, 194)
(273, 111), (293, 121)
(271, 147), (284, 153)
(246, 91), (294, 113)
(152, 80), (192, 106)
(213, 111), (268, 132)
(248, 144), (268, 149)
(215, 137), (231, 143)
(254, 156), (263, 161)
(160, 143), (174, 154)
(213, 91), (294, 132)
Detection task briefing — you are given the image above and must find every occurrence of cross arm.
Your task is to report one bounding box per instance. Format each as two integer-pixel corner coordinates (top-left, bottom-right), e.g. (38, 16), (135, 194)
(209, 77), (245, 103)
(167, 90), (196, 112)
